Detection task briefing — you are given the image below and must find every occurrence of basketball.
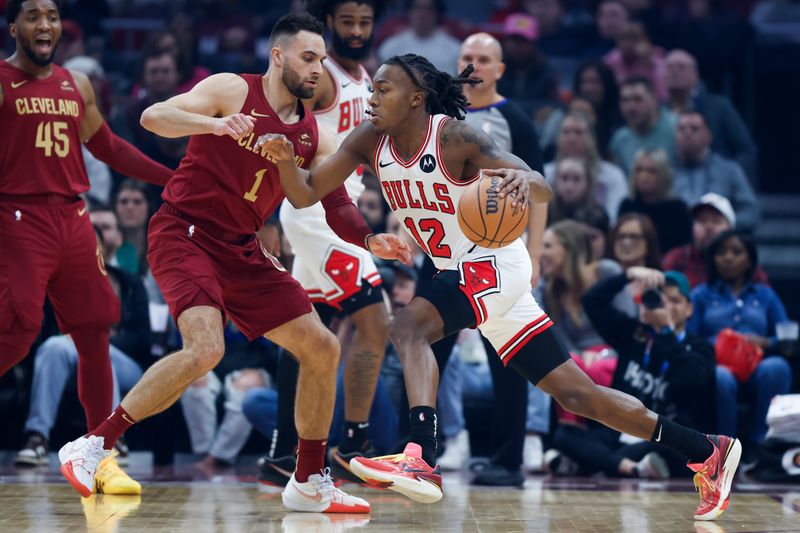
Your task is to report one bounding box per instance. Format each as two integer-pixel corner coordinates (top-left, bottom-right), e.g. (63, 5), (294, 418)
(457, 173), (529, 248)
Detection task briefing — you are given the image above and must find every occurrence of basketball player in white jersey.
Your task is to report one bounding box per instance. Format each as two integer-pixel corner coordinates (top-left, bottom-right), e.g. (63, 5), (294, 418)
(262, 0), (390, 486)
(260, 54), (741, 521)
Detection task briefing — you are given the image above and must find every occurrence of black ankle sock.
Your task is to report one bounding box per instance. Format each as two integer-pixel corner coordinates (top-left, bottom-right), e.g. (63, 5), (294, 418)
(339, 421), (369, 454)
(273, 350), (299, 458)
(650, 415), (713, 463)
(409, 406), (437, 466)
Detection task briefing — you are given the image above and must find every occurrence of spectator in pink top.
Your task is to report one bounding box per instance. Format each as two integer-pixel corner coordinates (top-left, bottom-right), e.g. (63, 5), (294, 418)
(603, 20), (667, 102)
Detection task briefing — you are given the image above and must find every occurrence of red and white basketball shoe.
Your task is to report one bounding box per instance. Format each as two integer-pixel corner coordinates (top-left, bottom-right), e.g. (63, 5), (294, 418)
(348, 442), (443, 503)
(282, 468), (370, 513)
(688, 435), (742, 521)
(58, 435), (109, 498)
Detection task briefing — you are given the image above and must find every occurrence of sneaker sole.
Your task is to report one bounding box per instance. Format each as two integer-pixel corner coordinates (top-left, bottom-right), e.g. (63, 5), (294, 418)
(60, 463), (93, 498)
(348, 458), (442, 504)
(693, 438), (742, 521)
(281, 485), (370, 514)
(15, 455), (49, 467)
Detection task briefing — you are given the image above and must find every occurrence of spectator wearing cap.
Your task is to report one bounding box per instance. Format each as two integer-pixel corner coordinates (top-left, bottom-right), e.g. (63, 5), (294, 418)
(609, 77), (675, 176)
(563, 267), (717, 478)
(665, 50), (757, 180)
(688, 230), (792, 454)
(663, 193), (769, 287)
(673, 110), (760, 231)
(377, 0), (462, 74)
(496, 13), (559, 117)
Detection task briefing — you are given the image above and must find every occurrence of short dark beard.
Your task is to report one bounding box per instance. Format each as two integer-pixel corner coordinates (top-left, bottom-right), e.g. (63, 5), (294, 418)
(331, 31), (372, 61)
(282, 64), (314, 99)
(21, 40), (59, 67)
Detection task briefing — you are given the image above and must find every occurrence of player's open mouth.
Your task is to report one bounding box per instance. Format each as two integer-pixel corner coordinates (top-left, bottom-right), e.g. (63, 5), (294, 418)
(34, 35), (52, 54)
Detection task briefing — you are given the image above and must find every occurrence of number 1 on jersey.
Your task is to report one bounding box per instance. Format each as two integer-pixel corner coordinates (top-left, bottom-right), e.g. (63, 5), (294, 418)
(244, 168), (267, 202)
(404, 217), (451, 258)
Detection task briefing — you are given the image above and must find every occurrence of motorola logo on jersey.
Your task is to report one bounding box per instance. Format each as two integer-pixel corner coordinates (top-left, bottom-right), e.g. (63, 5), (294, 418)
(419, 154), (436, 173)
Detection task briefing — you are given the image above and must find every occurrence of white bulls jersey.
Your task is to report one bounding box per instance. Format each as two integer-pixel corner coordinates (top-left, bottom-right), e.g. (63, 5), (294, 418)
(315, 57), (371, 201)
(279, 57), (381, 308)
(374, 114), (482, 270)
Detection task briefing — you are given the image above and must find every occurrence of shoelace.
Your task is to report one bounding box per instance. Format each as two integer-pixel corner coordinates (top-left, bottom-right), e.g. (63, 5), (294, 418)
(77, 436), (110, 474)
(692, 468), (716, 503)
(316, 467), (348, 502)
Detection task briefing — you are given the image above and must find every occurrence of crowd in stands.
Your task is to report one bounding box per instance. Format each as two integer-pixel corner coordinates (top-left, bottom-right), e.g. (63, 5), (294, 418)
(2, 0), (799, 485)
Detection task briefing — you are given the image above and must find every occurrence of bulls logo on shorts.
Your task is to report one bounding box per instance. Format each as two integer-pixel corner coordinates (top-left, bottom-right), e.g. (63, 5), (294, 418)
(458, 257), (501, 325)
(323, 247), (363, 300)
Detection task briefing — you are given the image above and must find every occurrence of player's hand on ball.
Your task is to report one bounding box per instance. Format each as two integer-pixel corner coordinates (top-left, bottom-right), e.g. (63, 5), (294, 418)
(367, 233), (413, 265)
(213, 113), (256, 140)
(255, 133), (295, 163)
(486, 168), (550, 207)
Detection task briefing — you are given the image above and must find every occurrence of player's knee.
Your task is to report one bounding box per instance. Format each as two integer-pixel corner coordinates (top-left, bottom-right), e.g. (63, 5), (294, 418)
(299, 329), (340, 370)
(388, 312), (424, 348)
(185, 341), (225, 376)
(553, 383), (601, 419)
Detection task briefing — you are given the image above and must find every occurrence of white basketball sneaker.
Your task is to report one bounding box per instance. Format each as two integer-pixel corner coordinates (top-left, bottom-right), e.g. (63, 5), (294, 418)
(58, 435), (109, 498)
(282, 467), (370, 513)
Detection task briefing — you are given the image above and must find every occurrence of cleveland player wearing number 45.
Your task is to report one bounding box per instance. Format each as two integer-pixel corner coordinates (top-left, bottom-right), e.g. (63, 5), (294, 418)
(57, 14), (410, 513)
(261, 53), (742, 521)
(1, 0), (173, 496)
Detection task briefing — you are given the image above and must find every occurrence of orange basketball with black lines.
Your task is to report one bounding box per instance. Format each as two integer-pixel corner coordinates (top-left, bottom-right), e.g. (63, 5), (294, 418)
(457, 173), (529, 249)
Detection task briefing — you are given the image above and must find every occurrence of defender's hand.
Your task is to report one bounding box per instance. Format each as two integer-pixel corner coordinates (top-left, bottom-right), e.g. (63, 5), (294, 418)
(367, 233), (413, 265)
(255, 133), (295, 163)
(212, 113), (256, 140)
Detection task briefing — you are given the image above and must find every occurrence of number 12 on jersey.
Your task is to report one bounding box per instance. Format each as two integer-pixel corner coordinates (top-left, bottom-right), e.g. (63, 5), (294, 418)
(404, 217), (451, 258)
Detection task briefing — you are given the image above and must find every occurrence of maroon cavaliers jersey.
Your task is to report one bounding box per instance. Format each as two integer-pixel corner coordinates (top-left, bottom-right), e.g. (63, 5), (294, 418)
(162, 74), (318, 235)
(0, 61), (88, 196)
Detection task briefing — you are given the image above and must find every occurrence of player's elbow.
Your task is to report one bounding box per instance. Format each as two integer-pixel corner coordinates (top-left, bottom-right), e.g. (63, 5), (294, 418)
(286, 193), (315, 209)
(139, 104), (164, 133)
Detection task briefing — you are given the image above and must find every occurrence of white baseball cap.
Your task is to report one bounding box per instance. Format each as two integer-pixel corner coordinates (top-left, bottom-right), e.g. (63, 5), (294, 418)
(691, 192), (736, 227)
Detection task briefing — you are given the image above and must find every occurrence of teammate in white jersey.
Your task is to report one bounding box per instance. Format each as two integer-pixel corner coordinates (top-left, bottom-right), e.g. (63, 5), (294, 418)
(260, 54), (741, 521)
(261, 0), (391, 486)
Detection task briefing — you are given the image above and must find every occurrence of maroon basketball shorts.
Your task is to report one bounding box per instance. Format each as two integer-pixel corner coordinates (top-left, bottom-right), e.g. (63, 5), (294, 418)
(147, 206), (311, 340)
(0, 196), (119, 333)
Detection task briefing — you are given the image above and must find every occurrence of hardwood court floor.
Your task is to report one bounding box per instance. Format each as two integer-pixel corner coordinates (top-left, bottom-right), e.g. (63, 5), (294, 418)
(0, 461), (798, 532)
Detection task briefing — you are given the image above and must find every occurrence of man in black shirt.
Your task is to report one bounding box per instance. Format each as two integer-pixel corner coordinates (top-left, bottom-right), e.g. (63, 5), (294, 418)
(573, 267), (716, 476)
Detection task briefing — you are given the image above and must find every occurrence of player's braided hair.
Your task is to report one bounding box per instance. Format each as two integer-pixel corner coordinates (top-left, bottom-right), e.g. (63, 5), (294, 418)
(385, 54), (482, 120)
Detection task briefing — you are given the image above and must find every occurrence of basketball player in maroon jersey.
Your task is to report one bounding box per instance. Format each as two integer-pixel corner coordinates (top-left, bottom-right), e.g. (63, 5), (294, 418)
(261, 54), (741, 520)
(1, 0), (172, 494)
(59, 14), (409, 513)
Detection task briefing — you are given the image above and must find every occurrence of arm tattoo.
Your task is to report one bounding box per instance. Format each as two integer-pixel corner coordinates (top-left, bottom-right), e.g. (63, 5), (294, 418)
(445, 121), (502, 160)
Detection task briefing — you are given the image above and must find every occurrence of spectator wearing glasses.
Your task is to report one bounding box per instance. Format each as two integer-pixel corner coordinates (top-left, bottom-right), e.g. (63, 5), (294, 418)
(609, 213), (662, 270)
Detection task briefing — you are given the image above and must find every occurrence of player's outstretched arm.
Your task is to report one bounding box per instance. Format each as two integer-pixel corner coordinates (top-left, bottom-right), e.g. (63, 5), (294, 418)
(442, 120), (552, 207)
(70, 70), (172, 187)
(257, 123), (372, 208)
(140, 73), (254, 139)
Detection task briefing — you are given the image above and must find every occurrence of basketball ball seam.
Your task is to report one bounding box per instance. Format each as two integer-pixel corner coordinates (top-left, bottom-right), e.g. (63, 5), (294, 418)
(458, 202), (489, 244)
(498, 203), (528, 244)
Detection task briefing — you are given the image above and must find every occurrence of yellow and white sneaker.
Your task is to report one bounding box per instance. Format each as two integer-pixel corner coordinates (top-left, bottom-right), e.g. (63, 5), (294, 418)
(94, 454), (142, 495)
